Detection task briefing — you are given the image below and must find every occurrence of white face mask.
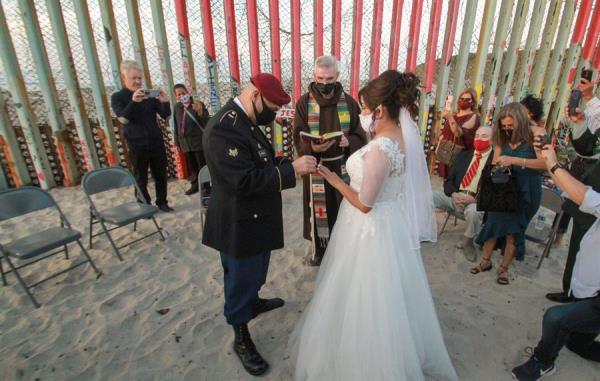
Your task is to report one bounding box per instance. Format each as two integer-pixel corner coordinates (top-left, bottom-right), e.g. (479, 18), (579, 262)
(359, 113), (374, 134)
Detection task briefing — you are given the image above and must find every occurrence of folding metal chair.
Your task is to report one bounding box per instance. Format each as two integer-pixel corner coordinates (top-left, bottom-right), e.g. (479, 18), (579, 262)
(82, 166), (166, 261)
(198, 166), (211, 230)
(525, 187), (564, 269)
(439, 209), (466, 235)
(0, 186), (101, 308)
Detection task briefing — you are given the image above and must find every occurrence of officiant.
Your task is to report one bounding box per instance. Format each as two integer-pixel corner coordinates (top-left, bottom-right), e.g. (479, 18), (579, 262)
(292, 55), (366, 266)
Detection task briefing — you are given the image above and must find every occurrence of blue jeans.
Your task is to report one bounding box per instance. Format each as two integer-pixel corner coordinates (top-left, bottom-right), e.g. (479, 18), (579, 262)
(534, 298), (600, 365)
(220, 251), (271, 325)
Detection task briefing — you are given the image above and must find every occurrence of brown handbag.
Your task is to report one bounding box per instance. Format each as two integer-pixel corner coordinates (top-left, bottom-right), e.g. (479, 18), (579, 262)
(435, 134), (464, 166)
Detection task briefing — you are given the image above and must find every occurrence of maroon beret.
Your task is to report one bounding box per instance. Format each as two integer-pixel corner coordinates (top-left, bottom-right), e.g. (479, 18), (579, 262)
(250, 73), (291, 106)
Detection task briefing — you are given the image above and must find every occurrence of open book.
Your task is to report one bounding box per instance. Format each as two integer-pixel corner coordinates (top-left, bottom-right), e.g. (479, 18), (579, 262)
(299, 131), (344, 144)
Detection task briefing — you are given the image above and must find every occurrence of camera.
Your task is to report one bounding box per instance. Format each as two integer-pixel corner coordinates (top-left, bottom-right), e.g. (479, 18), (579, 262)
(581, 68), (593, 82)
(143, 89), (160, 98)
(534, 134), (552, 150)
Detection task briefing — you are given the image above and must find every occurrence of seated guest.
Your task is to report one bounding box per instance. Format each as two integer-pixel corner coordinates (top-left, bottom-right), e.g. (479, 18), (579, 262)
(173, 84), (211, 197)
(471, 103), (546, 285)
(512, 139), (600, 381)
(521, 94), (546, 130)
(433, 126), (494, 262)
(546, 77), (600, 303)
(437, 88), (481, 178)
(111, 60), (173, 212)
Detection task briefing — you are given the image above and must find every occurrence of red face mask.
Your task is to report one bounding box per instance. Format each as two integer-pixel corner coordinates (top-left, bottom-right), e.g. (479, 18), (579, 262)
(473, 139), (491, 152)
(457, 99), (472, 110)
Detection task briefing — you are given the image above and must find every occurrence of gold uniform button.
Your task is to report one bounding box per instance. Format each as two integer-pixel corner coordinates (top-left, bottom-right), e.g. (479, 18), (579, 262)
(263, 157), (268, 162)
(253, 214), (258, 219)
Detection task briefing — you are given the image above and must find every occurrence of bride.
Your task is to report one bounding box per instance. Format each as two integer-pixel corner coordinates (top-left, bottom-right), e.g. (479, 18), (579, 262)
(291, 70), (457, 381)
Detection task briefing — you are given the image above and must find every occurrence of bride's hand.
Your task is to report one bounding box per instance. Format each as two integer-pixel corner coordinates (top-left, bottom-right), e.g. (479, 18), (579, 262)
(317, 164), (344, 189)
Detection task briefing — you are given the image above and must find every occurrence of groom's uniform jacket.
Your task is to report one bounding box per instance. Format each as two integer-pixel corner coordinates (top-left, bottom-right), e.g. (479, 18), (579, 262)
(202, 99), (297, 258)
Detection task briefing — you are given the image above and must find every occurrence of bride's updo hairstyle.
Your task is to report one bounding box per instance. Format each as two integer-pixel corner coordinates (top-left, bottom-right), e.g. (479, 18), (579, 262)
(360, 70), (420, 120)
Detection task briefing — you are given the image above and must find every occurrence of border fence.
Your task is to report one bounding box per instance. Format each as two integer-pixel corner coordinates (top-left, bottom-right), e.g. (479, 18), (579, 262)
(0, 0), (599, 189)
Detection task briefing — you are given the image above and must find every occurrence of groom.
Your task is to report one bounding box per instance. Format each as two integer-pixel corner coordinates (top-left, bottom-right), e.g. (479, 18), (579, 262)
(202, 73), (317, 376)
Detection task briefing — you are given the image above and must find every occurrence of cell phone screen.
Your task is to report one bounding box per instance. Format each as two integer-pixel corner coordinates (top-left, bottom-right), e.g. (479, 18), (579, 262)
(581, 69), (593, 82)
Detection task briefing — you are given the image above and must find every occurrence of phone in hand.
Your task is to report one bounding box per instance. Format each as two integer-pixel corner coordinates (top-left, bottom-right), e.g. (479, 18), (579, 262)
(534, 134), (552, 150)
(568, 89), (582, 116)
(445, 95), (453, 110)
(581, 68), (593, 82)
(143, 89), (160, 98)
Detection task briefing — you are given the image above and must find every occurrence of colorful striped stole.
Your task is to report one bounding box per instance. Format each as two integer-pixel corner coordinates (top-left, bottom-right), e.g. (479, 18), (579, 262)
(307, 91), (351, 246)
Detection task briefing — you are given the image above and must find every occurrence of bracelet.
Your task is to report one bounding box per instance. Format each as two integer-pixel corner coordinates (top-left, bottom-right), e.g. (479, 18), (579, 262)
(550, 162), (563, 174)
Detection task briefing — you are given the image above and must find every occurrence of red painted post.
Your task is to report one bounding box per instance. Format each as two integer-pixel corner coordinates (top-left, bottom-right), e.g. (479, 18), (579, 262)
(582, 1), (600, 62)
(199, 0), (221, 112)
(567, 0), (593, 83)
(269, 0), (282, 80)
(247, 0), (261, 76)
(331, 0), (342, 59)
(223, 0), (241, 95)
(388, 0), (404, 70)
(291, 0), (302, 102)
(593, 33), (600, 70)
(369, 0), (384, 78)
(349, 0), (363, 98)
(174, 0), (196, 95)
(423, 0), (442, 92)
(406, 0), (423, 72)
(314, 0), (324, 58)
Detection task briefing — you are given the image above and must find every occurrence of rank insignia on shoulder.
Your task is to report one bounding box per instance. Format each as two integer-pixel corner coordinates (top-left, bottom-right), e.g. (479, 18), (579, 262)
(219, 110), (237, 126)
(228, 147), (239, 158)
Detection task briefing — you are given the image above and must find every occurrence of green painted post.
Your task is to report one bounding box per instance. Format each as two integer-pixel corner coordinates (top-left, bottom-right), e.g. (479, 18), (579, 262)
(481, 0), (515, 120)
(125, 0), (152, 88)
(541, 0), (576, 116)
(452, 0), (478, 106)
(0, 2), (54, 188)
(471, 0), (497, 102)
(98, 0), (123, 90)
(0, 91), (29, 186)
(0, 164), (8, 190)
(149, 0), (175, 104)
(72, 0), (119, 166)
(17, 0), (80, 186)
(46, 0), (100, 171)
(514, 0), (547, 100)
(529, 0), (562, 97)
(494, 0), (529, 120)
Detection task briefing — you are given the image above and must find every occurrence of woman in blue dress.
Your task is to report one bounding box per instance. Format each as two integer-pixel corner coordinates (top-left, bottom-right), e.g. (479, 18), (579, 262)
(471, 103), (546, 285)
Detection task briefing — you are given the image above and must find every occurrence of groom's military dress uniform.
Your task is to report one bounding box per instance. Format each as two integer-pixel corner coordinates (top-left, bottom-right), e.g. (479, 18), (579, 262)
(202, 97), (296, 325)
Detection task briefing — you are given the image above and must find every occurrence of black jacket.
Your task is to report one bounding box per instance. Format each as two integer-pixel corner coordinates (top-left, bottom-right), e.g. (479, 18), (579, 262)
(444, 148), (494, 196)
(110, 88), (171, 149)
(202, 99), (297, 258)
(173, 100), (210, 153)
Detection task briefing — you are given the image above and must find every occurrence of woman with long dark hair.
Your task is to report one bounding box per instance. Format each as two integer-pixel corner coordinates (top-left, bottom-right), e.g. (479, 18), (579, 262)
(290, 70), (456, 380)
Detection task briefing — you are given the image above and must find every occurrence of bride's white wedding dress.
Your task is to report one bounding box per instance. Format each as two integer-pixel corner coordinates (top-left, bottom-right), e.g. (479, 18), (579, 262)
(291, 136), (458, 381)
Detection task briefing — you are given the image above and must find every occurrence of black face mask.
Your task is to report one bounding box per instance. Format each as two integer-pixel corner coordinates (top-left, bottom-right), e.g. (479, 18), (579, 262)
(315, 82), (336, 95)
(252, 95), (277, 126)
(504, 129), (514, 139)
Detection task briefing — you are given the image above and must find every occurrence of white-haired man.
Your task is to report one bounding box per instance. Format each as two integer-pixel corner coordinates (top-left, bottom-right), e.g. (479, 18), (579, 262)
(110, 60), (173, 212)
(293, 55), (367, 266)
(433, 125), (494, 262)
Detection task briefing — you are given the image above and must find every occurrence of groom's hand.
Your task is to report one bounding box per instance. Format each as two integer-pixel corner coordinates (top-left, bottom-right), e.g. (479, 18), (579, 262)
(293, 155), (318, 176)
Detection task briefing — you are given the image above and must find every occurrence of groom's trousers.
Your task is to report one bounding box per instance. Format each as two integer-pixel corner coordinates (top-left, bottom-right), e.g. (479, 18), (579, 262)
(220, 251), (271, 325)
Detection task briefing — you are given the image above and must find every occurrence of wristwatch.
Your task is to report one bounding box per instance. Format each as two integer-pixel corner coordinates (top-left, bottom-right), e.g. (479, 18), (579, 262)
(549, 162), (564, 174)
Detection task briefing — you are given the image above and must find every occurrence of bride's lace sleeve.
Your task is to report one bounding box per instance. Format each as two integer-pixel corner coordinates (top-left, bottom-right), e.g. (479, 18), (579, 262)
(358, 144), (391, 207)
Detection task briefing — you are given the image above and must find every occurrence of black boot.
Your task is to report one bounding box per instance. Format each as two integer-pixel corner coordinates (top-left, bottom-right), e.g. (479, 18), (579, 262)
(232, 324), (269, 376)
(252, 297), (285, 318)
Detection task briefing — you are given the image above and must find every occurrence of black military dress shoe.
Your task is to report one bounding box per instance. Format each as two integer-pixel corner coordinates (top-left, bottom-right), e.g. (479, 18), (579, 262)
(253, 297), (285, 318)
(232, 324), (269, 376)
(157, 204), (174, 213)
(185, 186), (199, 196)
(545, 291), (573, 303)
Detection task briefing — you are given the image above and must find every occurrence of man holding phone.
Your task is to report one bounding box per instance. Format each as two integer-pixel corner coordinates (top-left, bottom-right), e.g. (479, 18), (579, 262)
(546, 73), (600, 303)
(111, 60), (174, 212)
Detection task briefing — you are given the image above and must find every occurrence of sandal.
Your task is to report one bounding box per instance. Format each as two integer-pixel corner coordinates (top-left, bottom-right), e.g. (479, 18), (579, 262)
(470, 258), (493, 274)
(497, 264), (509, 285)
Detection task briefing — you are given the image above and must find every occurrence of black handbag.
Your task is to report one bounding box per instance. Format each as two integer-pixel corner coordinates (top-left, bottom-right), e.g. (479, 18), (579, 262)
(476, 164), (519, 212)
